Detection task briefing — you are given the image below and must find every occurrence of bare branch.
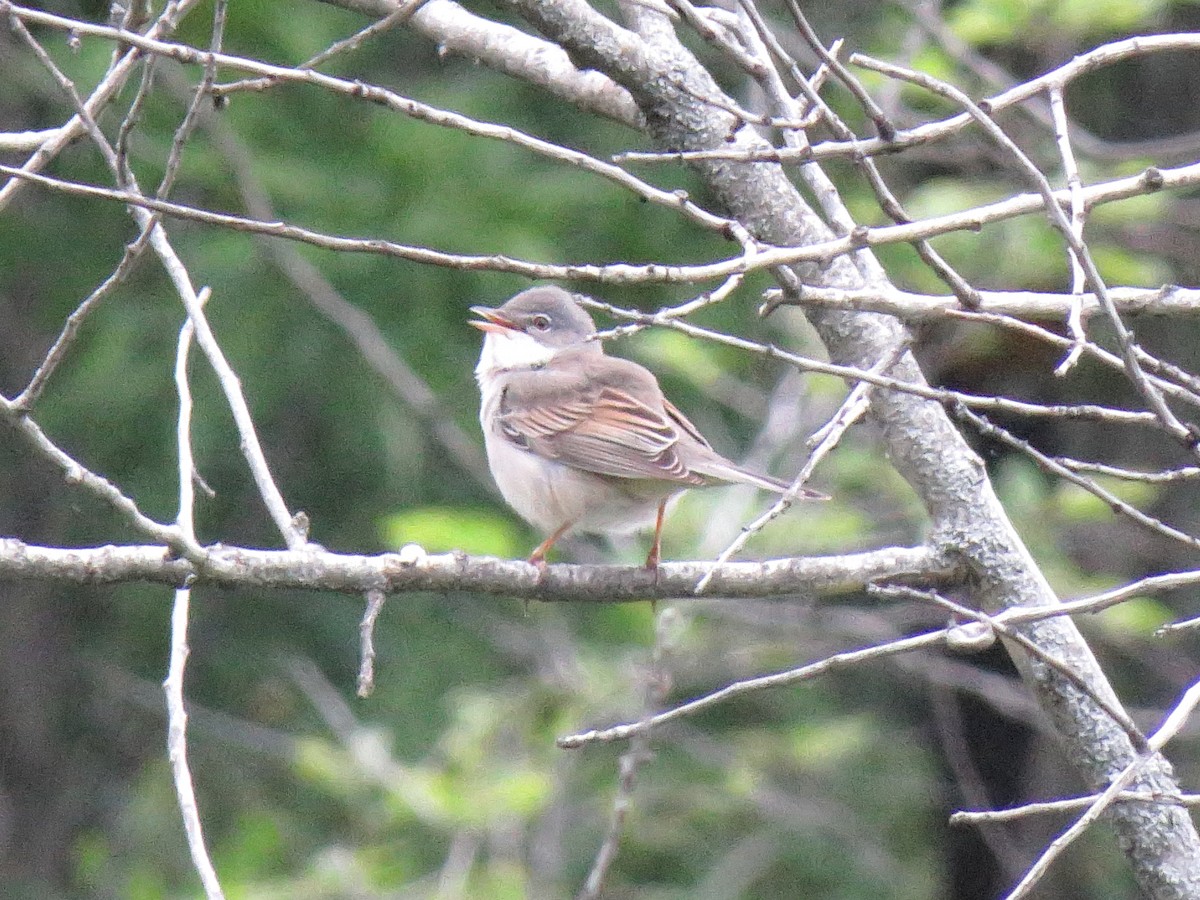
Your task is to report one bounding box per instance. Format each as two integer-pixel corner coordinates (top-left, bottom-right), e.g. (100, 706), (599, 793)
(1006, 679), (1200, 899)
(164, 585), (225, 899)
(694, 344), (902, 594)
(0, 397), (201, 555)
(952, 792), (1200, 827)
(318, 0), (641, 126)
(356, 589), (387, 698)
(852, 53), (1200, 458)
(5, 153), (1197, 285)
(492, 0), (1200, 888)
(616, 33), (1200, 164)
(8, 2), (307, 550)
(167, 287), (224, 899)
(559, 630), (947, 748)
(948, 403), (1200, 551)
(0, 539), (955, 601)
(767, 283), (1200, 322)
(0, 0), (204, 211)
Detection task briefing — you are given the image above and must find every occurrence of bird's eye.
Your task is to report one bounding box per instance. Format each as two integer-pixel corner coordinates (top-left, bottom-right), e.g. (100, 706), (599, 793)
(531, 314), (551, 331)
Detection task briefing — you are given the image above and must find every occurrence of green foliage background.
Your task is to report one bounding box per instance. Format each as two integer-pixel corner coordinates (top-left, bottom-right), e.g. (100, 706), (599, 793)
(3, 0), (1200, 897)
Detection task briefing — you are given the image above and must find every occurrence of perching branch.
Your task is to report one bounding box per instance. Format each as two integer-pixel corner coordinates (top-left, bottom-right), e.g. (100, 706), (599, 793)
(0, 539), (955, 601)
(490, 0), (1200, 893)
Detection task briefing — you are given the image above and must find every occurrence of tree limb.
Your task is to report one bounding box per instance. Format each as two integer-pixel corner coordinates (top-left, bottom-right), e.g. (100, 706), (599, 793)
(497, 0), (1200, 893)
(319, 0), (642, 126)
(0, 539), (955, 601)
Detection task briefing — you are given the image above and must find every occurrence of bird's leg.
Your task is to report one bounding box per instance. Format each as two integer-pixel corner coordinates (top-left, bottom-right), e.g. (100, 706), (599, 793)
(528, 521), (573, 574)
(645, 500), (668, 578)
(643, 501), (667, 612)
(526, 523), (572, 610)
(525, 526), (569, 613)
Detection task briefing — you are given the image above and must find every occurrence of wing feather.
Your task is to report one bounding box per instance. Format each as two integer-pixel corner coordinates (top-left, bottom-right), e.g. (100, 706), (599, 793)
(497, 365), (703, 485)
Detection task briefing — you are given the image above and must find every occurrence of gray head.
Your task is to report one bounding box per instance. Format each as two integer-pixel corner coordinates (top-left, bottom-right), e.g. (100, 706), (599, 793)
(470, 286), (597, 351)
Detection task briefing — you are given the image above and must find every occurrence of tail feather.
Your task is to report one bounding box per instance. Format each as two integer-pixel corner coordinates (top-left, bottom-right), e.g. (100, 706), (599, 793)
(694, 459), (828, 499)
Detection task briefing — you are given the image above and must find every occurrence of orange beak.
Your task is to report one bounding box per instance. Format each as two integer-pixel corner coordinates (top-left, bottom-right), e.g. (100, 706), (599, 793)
(469, 306), (518, 334)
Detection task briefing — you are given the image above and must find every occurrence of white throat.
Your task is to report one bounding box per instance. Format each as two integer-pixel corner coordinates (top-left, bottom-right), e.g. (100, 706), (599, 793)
(475, 330), (556, 381)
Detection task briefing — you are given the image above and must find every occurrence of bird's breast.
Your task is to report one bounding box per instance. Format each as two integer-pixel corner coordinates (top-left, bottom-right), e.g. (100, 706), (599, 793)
(478, 378), (674, 535)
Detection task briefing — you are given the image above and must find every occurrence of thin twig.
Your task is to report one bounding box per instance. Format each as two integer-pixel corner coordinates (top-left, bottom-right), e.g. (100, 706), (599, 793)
(12, 226), (155, 411)
(871, 585), (1148, 753)
(212, 0), (431, 96)
(578, 610), (673, 897)
(165, 287), (225, 899)
(558, 630), (945, 748)
(196, 113), (492, 489)
(4, 158), (1200, 285)
(0, 398), (200, 554)
(12, 18), (309, 549)
(947, 403), (1200, 551)
(765, 283), (1200, 323)
(0, 0), (202, 211)
(4, 2), (748, 246)
(1054, 459), (1200, 483)
(952, 791), (1200, 826)
(1004, 679), (1200, 899)
(851, 53), (1200, 460)
(1048, 85), (1088, 374)
(694, 344), (905, 594)
(583, 296), (1165, 426)
(356, 589), (386, 698)
(615, 33), (1200, 164)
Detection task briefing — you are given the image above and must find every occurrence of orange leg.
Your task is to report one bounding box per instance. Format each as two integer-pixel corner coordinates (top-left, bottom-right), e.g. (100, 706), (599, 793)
(644, 501), (667, 571)
(528, 521), (574, 571)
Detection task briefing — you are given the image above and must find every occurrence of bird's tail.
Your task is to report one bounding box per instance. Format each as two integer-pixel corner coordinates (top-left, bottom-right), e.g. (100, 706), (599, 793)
(696, 460), (828, 499)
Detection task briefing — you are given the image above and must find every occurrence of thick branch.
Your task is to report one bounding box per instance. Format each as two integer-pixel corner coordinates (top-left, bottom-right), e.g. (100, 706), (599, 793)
(319, 0), (641, 126)
(498, 0), (1200, 894)
(0, 540), (953, 601)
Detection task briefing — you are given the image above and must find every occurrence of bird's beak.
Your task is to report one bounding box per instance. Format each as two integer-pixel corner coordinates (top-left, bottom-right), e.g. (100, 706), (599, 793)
(469, 305), (518, 334)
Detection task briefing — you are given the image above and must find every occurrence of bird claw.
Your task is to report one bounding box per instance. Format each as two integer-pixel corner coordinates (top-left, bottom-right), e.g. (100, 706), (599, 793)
(644, 551), (661, 605)
(527, 553), (549, 582)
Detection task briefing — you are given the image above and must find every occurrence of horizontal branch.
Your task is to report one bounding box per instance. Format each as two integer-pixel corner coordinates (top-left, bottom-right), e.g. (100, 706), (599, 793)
(5, 158), (1199, 288)
(0, 539), (956, 601)
(0, 126), (67, 151)
(951, 791), (1200, 826)
(771, 284), (1200, 322)
(2, 5), (708, 232)
(617, 33), (1200, 164)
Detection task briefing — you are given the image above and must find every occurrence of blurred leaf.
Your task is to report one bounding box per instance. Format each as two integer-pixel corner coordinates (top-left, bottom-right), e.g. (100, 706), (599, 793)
(632, 328), (728, 387)
(1094, 596), (1174, 635)
(789, 716), (872, 771)
(1055, 477), (1157, 522)
(382, 506), (524, 556)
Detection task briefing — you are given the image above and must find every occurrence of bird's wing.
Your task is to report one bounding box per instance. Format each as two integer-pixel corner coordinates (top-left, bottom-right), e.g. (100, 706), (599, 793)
(496, 359), (705, 485)
(662, 395), (713, 450)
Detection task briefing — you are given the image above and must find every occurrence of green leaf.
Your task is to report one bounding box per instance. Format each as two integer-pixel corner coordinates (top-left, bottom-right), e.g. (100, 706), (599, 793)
(381, 506), (524, 556)
(1055, 478), (1157, 522)
(1094, 596), (1174, 635)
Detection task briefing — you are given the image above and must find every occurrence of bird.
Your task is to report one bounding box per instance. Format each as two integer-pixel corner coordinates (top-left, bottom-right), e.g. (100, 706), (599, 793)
(470, 286), (824, 570)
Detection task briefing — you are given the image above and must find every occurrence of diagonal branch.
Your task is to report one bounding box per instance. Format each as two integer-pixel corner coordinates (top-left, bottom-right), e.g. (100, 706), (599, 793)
(494, 0), (1200, 893)
(318, 0), (641, 126)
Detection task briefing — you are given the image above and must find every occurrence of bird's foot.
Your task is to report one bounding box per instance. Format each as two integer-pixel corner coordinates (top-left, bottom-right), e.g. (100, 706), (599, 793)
(527, 551), (550, 583)
(643, 542), (660, 572)
(643, 549), (661, 604)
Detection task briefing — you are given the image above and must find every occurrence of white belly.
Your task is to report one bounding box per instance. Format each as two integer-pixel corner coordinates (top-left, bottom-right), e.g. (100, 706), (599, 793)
(478, 381), (674, 536)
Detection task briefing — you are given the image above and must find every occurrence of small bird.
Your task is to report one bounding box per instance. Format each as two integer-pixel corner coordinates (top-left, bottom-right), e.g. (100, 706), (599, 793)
(471, 286), (823, 569)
